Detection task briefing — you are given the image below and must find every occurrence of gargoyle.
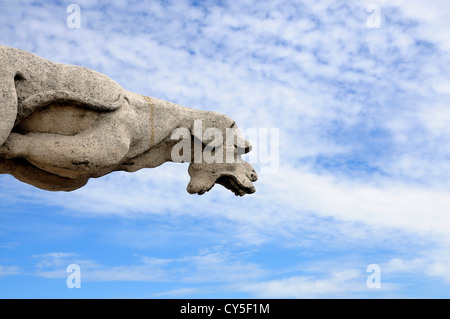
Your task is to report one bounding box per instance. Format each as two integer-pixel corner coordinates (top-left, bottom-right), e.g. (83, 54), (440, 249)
(0, 46), (257, 196)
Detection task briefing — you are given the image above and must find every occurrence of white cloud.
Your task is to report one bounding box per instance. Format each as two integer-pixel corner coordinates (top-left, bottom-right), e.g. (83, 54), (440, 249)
(384, 249), (450, 284)
(376, 0), (450, 54)
(239, 269), (365, 298)
(0, 265), (20, 277)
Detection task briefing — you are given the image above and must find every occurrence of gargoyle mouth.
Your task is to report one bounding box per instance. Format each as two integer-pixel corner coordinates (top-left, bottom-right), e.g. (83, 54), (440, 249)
(216, 171), (257, 197)
(187, 160), (258, 196)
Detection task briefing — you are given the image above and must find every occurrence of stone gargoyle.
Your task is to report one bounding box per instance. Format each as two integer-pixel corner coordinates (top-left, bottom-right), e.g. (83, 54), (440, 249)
(0, 46), (257, 196)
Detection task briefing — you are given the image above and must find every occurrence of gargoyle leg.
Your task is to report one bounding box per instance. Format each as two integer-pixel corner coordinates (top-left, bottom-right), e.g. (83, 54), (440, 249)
(0, 76), (18, 148)
(1, 125), (131, 179)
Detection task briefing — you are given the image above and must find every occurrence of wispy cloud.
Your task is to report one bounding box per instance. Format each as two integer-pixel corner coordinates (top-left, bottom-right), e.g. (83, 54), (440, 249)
(0, 265), (20, 277)
(238, 269), (366, 298)
(25, 250), (377, 298)
(384, 249), (450, 284)
(30, 250), (265, 285)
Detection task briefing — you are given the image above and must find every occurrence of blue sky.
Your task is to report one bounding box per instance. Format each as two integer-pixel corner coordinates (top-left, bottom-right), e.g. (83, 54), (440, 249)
(1, 0), (450, 298)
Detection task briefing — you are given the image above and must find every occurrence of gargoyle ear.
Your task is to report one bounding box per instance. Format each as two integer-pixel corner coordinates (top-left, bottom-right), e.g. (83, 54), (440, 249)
(236, 137), (252, 154)
(191, 111), (235, 148)
(232, 124), (252, 154)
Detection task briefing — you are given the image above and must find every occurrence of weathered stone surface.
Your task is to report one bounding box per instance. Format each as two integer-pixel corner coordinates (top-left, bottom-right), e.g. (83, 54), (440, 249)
(0, 46), (257, 196)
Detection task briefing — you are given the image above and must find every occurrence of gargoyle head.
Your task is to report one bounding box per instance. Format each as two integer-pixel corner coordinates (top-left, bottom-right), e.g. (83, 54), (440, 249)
(187, 119), (258, 196)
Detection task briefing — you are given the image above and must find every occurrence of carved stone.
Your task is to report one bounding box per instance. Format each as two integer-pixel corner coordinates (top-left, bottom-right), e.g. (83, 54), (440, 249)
(0, 46), (257, 196)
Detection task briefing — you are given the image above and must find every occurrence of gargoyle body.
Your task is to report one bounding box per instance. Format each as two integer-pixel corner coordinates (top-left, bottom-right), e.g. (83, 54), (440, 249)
(0, 46), (257, 196)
